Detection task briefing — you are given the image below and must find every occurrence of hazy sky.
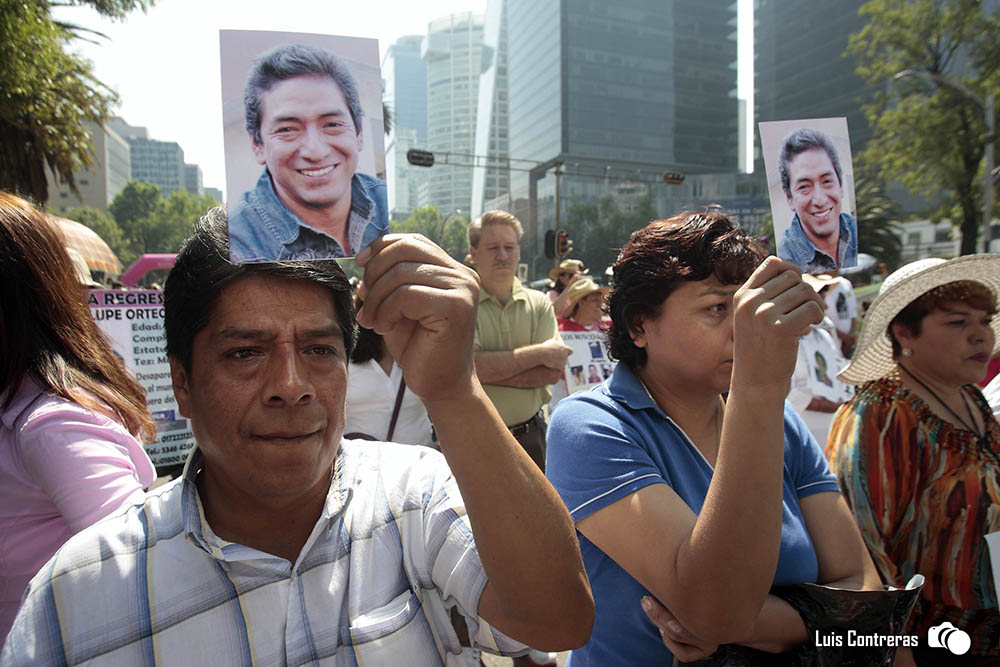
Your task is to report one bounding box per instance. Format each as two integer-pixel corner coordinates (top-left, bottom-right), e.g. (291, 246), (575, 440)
(55, 0), (752, 198)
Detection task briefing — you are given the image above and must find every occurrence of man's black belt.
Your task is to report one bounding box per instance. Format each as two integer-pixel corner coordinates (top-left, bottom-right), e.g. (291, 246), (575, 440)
(507, 410), (545, 436)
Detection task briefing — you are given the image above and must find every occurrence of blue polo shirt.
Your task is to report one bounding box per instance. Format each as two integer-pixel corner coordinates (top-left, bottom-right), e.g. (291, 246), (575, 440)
(545, 363), (840, 666)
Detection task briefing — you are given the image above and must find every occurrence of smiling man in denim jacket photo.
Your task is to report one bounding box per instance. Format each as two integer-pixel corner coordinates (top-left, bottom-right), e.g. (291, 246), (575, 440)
(228, 43), (388, 263)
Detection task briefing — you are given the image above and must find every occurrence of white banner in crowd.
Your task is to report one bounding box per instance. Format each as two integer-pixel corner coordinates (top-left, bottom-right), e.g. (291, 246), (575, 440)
(550, 330), (616, 409)
(88, 290), (194, 470)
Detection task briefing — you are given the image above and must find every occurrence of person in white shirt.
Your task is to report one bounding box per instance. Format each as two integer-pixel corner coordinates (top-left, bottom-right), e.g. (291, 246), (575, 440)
(787, 319), (855, 446)
(345, 324), (435, 446)
(824, 275), (858, 357)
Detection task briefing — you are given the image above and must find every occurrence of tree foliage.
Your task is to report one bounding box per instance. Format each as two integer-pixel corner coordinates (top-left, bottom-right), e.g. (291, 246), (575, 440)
(390, 206), (470, 262)
(0, 0), (152, 202)
(854, 177), (903, 270)
(848, 0), (1000, 254)
(106, 181), (216, 265)
(61, 204), (126, 257)
(562, 190), (659, 278)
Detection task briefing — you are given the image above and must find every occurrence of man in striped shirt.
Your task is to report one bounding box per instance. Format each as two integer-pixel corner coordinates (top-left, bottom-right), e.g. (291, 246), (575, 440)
(1, 209), (593, 666)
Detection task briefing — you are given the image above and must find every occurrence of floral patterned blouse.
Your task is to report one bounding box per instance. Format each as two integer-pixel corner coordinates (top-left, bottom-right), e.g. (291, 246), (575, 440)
(826, 375), (1000, 655)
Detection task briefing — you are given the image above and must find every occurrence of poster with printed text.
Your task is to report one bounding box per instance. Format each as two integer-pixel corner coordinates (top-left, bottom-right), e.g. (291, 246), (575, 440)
(549, 330), (616, 410)
(88, 290), (194, 470)
(759, 117), (858, 274)
(220, 30), (386, 263)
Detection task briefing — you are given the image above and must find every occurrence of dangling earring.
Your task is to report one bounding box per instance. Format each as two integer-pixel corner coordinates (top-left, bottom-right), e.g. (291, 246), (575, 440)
(901, 348), (912, 357)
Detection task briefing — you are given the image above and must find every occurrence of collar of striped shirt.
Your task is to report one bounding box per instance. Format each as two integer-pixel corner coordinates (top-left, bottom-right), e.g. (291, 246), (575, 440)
(2, 441), (527, 666)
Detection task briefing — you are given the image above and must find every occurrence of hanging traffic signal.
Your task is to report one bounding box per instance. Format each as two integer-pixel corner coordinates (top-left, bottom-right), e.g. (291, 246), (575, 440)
(663, 171), (685, 185)
(556, 230), (572, 257)
(406, 149), (436, 167)
(544, 230), (556, 259)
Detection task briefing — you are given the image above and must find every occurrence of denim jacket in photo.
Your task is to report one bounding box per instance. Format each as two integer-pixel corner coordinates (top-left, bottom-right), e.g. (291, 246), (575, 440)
(778, 212), (858, 274)
(228, 169), (389, 263)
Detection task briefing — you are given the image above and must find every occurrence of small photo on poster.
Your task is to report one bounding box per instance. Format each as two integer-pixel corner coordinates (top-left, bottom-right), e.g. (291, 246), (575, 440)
(220, 30), (387, 263)
(758, 118), (857, 274)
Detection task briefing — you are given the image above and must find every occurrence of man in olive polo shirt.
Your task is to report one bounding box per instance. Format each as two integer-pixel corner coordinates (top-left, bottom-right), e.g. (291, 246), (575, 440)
(469, 211), (571, 470)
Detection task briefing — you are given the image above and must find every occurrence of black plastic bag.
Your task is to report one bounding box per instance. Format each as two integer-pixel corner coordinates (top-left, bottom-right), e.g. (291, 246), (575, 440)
(678, 575), (924, 666)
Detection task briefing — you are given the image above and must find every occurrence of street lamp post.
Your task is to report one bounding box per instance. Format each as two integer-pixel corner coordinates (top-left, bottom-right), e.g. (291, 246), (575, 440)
(895, 70), (995, 254)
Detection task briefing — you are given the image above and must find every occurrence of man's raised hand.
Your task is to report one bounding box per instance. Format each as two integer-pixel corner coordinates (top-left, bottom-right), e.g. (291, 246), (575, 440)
(732, 257), (825, 391)
(355, 234), (481, 402)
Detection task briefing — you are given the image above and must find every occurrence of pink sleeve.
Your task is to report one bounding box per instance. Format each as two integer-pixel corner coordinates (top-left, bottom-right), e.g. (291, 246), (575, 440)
(16, 401), (156, 533)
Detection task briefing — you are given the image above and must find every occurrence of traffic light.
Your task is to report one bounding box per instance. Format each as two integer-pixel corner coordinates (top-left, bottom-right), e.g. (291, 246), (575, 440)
(556, 230), (573, 257)
(406, 149), (435, 167)
(663, 171), (685, 185)
(544, 230), (556, 259)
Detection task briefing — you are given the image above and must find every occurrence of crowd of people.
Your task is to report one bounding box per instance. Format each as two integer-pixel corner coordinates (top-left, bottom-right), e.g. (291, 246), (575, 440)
(1, 189), (998, 666)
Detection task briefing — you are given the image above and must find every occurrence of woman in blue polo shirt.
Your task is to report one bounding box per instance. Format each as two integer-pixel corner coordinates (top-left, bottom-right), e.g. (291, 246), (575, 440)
(546, 211), (882, 666)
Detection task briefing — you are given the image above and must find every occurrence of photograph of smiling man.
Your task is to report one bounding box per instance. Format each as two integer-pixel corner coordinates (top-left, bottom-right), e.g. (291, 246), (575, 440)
(220, 31), (388, 263)
(759, 118), (858, 274)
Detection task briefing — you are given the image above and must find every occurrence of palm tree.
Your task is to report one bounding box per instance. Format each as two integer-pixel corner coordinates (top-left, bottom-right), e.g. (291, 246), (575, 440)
(854, 177), (903, 270)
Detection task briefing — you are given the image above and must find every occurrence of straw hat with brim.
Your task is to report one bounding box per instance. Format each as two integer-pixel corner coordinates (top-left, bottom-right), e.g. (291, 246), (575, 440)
(837, 254), (1000, 385)
(563, 277), (609, 309)
(548, 259), (588, 281)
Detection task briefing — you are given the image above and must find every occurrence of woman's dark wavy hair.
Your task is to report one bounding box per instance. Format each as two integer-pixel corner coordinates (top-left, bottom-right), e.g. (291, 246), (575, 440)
(0, 191), (154, 441)
(606, 210), (766, 367)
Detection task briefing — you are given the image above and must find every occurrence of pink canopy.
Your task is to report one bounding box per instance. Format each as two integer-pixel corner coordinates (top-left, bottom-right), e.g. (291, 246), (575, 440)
(120, 254), (177, 287)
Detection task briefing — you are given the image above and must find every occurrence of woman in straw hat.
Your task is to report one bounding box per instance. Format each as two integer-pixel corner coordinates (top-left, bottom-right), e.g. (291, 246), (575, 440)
(557, 277), (610, 332)
(826, 254), (1000, 665)
(546, 212), (882, 665)
(548, 259), (587, 317)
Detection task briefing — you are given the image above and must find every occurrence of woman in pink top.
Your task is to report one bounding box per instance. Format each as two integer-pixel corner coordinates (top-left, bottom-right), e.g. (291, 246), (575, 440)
(0, 193), (156, 643)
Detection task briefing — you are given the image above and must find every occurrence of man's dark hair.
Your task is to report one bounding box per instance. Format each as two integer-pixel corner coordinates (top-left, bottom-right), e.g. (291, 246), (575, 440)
(606, 210), (765, 367)
(778, 128), (843, 199)
(244, 43), (364, 145)
(165, 207), (357, 372)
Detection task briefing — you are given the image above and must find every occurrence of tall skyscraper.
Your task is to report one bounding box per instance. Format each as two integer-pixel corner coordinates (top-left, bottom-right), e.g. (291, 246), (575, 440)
(471, 0), (511, 217)
(754, 0), (873, 167)
(498, 0), (740, 259)
(421, 12), (485, 218)
(46, 120), (131, 213)
(382, 35), (428, 220)
(506, 0), (738, 171)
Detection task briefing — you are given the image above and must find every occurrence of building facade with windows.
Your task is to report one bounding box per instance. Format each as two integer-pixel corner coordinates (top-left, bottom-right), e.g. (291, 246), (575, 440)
(420, 12), (485, 218)
(383, 35), (429, 220)
(184, 164), (203, 196)
(491, 0), (741, 275)
(47, 120), (131, 212)
(754, 0), (873, 170)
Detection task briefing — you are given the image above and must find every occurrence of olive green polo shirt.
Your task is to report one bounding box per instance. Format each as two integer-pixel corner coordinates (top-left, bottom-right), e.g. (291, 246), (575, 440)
(474, 278), (562, 426)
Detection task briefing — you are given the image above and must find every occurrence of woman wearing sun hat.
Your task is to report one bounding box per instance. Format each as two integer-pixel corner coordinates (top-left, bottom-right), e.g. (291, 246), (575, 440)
(826, 254), (1000, 665)
(548, 259), (587, 317)
(557, 278), (610, 332)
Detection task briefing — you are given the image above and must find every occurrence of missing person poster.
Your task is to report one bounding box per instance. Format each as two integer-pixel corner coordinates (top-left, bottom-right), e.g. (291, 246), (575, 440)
(550, 330), (616, 409)
(88, 290), (194, 470)
(759, 117), (858, 274)
(220, 30), (387, 263)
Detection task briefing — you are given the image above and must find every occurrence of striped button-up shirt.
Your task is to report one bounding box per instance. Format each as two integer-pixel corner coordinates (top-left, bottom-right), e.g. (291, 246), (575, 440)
(1, 441), (525, 666)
